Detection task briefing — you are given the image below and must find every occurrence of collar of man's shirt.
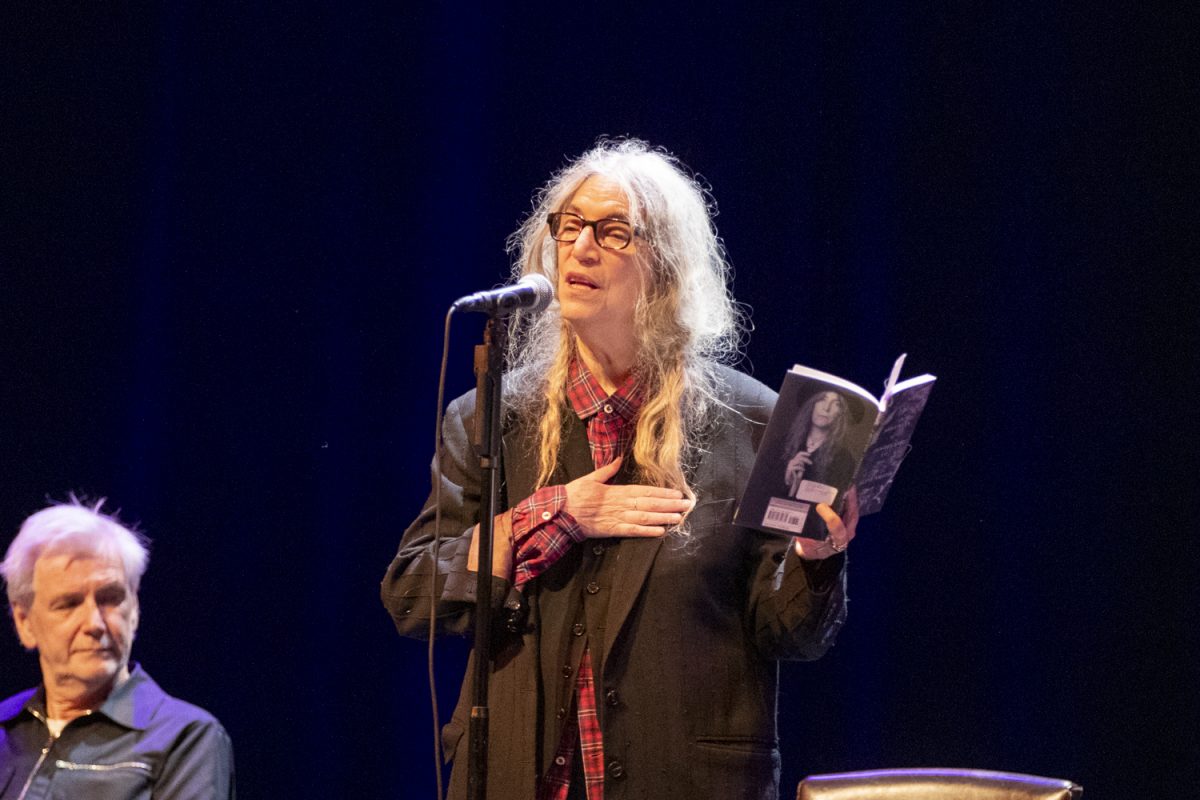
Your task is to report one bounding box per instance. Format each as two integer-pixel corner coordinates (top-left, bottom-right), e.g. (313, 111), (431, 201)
(0, 663), (152, 731)
(566, 358), (645, 421)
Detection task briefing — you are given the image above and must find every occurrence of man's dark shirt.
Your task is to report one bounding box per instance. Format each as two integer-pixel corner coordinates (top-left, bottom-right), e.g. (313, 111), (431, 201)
(0, 664), (233, 800)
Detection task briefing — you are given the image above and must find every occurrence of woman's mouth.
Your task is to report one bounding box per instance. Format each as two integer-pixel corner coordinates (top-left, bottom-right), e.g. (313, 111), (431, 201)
(564, 272), (599, 290)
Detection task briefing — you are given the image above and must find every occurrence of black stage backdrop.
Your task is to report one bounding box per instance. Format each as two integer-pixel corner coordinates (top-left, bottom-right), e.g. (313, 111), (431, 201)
(2, 4), (1193, 798)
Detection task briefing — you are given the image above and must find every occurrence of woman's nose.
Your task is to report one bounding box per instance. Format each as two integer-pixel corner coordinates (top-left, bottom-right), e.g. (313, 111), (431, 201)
(572, 225), (601, 261)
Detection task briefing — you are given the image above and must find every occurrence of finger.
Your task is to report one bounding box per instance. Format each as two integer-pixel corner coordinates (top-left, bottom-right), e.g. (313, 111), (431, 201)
(619, 483), (686, 500)
(619, 524), (670, 538)
(587, 522), (670, 539)
(629, 511), (685, 528)
(815, 503), (849, 550)
(814, 502), (843, 533)
(630, 496), (692, 514)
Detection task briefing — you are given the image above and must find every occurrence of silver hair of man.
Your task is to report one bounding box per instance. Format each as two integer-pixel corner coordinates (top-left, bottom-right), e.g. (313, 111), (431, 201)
(1, 499), (149, 611)
(503, 137), (747, 424)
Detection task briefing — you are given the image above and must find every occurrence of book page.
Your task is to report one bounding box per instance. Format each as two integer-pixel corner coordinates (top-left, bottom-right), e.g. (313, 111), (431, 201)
(879, 353), (908, 411)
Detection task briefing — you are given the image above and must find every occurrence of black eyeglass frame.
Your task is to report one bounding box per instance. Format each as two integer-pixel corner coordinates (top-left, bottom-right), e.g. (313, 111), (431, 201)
(546, 212), (640, 251)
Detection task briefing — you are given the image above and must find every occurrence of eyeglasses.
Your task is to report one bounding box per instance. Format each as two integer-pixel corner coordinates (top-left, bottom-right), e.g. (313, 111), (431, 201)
(547, 212), (637, 251)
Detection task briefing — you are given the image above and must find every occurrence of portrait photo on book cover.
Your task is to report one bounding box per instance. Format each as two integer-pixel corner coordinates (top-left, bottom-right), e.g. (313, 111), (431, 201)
(742, 383), (876, 539)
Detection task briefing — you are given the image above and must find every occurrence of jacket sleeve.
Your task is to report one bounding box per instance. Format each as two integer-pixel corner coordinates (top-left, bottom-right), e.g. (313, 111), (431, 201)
(380, 391), (511, 639)
(734, 374), (849, 661)
(748, 534), (848, 660)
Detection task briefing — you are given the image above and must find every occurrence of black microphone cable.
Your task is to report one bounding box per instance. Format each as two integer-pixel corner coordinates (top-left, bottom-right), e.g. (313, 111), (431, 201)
(427, 305), (454, 800)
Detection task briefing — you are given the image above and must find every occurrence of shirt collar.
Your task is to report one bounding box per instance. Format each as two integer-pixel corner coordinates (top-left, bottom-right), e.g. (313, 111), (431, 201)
(0, 663), (156, 731)
(566, 357), (645, 422)
(97, 663), (157, 730)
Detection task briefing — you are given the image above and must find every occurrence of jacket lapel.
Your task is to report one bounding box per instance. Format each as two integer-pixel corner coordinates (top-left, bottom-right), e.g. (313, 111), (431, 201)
(602, 429), (722, 656)
(601, 536), (662, 661)
(503, 399), (722, 669)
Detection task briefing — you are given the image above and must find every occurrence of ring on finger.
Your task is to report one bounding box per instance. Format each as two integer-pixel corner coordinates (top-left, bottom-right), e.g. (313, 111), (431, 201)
(828, 537), (846, 553)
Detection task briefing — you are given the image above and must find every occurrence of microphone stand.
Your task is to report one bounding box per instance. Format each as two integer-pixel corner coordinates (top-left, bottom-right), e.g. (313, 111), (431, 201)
(467, 312), (505, 800)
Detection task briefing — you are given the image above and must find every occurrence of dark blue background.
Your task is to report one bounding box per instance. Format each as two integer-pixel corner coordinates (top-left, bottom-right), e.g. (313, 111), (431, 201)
(3, 4), (1192, 798)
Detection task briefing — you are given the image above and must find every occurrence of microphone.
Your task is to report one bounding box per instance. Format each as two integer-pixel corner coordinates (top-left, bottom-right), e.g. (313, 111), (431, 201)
(451, 273), (555, 315)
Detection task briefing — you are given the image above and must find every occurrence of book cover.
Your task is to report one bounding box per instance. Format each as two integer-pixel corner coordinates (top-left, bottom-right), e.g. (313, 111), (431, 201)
(735, 356), (935, 539)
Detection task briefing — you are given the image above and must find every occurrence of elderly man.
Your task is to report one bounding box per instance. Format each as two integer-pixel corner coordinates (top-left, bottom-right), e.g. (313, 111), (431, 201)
(0, 501), (234, 800)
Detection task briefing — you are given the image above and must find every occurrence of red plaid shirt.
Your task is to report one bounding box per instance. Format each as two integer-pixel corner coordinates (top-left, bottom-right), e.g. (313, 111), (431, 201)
(507, 358), (643, 800)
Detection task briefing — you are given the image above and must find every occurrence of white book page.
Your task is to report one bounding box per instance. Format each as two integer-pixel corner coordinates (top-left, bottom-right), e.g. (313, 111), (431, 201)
(879, 353), (908, 412)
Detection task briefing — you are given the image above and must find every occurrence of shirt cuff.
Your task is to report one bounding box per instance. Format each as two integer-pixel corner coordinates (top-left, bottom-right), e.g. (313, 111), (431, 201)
(510, 485), (584, 544)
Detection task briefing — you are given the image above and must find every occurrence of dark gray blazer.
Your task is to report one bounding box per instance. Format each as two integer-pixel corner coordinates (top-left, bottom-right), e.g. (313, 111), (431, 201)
(381, 365), (847, 800)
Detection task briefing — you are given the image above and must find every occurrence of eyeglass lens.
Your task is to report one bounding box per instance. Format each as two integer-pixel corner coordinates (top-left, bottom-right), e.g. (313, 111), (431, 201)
(549, 213), (633, 250)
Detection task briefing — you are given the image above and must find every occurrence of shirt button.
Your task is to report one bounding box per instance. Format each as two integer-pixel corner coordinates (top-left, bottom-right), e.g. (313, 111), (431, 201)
(586, 581), (600, 594)
(541, 510), (552, 521)
(608, 760), (625, 779)
(592, 543), (605, 556)
(605, 689), (620, 707)
(603, 404), (614, 414)
(555, 756), (567, 766)
(556, 707), (567, 719)
(562, 665), (573, 679)
(572, 622), (585, 636)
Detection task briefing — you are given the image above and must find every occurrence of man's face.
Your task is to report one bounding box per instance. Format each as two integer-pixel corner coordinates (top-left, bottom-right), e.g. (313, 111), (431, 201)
(13, 553), (138, 698)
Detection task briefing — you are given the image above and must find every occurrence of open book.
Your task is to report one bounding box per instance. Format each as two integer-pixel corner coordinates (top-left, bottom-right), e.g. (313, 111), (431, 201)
(734, 355), (935, 539)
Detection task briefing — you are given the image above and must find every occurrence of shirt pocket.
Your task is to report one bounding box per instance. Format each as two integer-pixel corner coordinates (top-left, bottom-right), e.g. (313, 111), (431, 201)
(49, 759), (153, 800)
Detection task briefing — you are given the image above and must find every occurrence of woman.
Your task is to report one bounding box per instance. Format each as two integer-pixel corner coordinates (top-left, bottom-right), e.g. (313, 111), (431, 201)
(783, 390), (857, 498)
(381, 138), (858, 800)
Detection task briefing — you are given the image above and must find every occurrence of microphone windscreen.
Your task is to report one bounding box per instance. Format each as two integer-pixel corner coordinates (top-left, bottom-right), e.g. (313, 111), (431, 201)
(520, 273), (555, 313)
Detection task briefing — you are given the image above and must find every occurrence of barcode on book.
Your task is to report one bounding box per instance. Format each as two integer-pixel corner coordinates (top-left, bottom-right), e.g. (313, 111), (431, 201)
(762, 498), (811, 534)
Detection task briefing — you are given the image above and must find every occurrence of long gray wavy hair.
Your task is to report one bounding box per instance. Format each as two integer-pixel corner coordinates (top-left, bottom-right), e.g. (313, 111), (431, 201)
(503, 138), (746, 497)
